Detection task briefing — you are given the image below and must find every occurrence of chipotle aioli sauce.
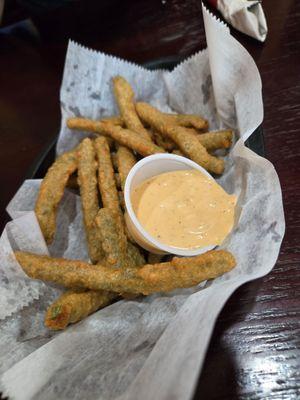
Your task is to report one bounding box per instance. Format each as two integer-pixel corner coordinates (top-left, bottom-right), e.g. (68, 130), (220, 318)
(131, 170), (236, 249)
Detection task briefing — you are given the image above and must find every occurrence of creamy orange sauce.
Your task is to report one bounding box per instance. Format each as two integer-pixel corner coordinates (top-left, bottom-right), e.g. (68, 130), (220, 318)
(131, 170), (236, 249)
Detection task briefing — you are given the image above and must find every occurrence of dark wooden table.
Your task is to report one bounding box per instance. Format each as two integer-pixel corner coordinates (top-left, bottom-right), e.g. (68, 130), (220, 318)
(0, 1), (299, 399)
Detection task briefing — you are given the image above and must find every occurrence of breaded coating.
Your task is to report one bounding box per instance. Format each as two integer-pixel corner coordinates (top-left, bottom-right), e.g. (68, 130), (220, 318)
(95, 208), (145, 268)
(163, 113), (208, 131)
(45, 207), (144, 330)
(77, 138), (104, 263)
(15, 250), (236, 295)
(45, 289), (118, 330)
(100, 116), (124, 126)
(67, 118), (165, 157)
(95, 208), (128, 268)
(99, 116), (124, 148)
(127, 242), (145, 267)
(94, 136), (123, 224)
(152, 131), (176, 151)
(198, 130), (233, 151)
(136, 102), (224, 174)
(94, 139), (139, 250)
(115, 146), (136, 191)
(113, 76), (152, 141)
(172, 130), (233, 154)
(35, 148), (78, 244)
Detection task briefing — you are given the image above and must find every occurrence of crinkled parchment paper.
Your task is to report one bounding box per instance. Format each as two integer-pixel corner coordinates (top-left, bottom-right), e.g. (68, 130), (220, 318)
(0, 5), (284, 400)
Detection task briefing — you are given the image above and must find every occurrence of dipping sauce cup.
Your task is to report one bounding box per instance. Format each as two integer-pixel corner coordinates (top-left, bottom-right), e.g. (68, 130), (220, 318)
(124, 153), (218, 256)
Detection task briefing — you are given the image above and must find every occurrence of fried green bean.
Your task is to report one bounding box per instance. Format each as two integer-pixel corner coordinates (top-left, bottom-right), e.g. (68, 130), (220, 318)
(95, 208), (128, 268)
(113, 76), (152, 141)
(127, 242), (145, 267)
(15, 250), (236, 295)
(35, 148), (78, 244)
(45, 206), (144, 330)
(136, 102), (224, 174)
(198, 130), (233, 151)
(94, 136), (123, 222)
(94, 138), (140, 255)
(95, 208), (145, 268)
(100, 116), (124, 126)
(99, 116), (124, 147)
(172, 130), (233, 153)
(115, 146), (136, 191)
(163, 113), (208, 131)
(78, 138), (104, 263)
(45, 289), (118, 330)
(67, 118), (165, 157)
(152, 130), (176, 151)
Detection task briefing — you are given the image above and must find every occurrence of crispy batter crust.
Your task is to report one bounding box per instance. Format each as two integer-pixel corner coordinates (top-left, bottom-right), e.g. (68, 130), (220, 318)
(95, 208), (128, 268)
(115, 146), (136, 191)
(95, 208), (145, 268)
(136, 102), (224, 174)
(163, 113), (208, 131)
(113, 76), (151, 141)
(67, 118), (165, 157)
(45, 289), (118, 330)
(198, 130), (233, 151)
(172, 130), (233, 153)
(35, 148), (78, 244)
(15, 250), (236, 295)
(127, 242), (145, 267)
(100, 116), (124, 126)
(77, 138), (104, 263)
(94, 137), (123, 222)
(151, 130), (176, 151)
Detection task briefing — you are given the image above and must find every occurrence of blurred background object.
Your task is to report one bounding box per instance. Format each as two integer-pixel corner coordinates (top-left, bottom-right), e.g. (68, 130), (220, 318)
(207, 0), (267, 41)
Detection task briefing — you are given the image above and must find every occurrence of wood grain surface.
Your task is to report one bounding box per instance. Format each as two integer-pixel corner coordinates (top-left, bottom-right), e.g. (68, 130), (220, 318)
(0, 1), (299, 399)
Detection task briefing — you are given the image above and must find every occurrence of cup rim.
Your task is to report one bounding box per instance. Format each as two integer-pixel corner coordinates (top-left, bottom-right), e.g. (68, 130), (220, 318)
(124, 153), (217, 256)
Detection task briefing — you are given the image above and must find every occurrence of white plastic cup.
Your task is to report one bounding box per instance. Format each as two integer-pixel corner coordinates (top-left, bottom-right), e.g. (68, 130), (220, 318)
(124, 153), (217, 256)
